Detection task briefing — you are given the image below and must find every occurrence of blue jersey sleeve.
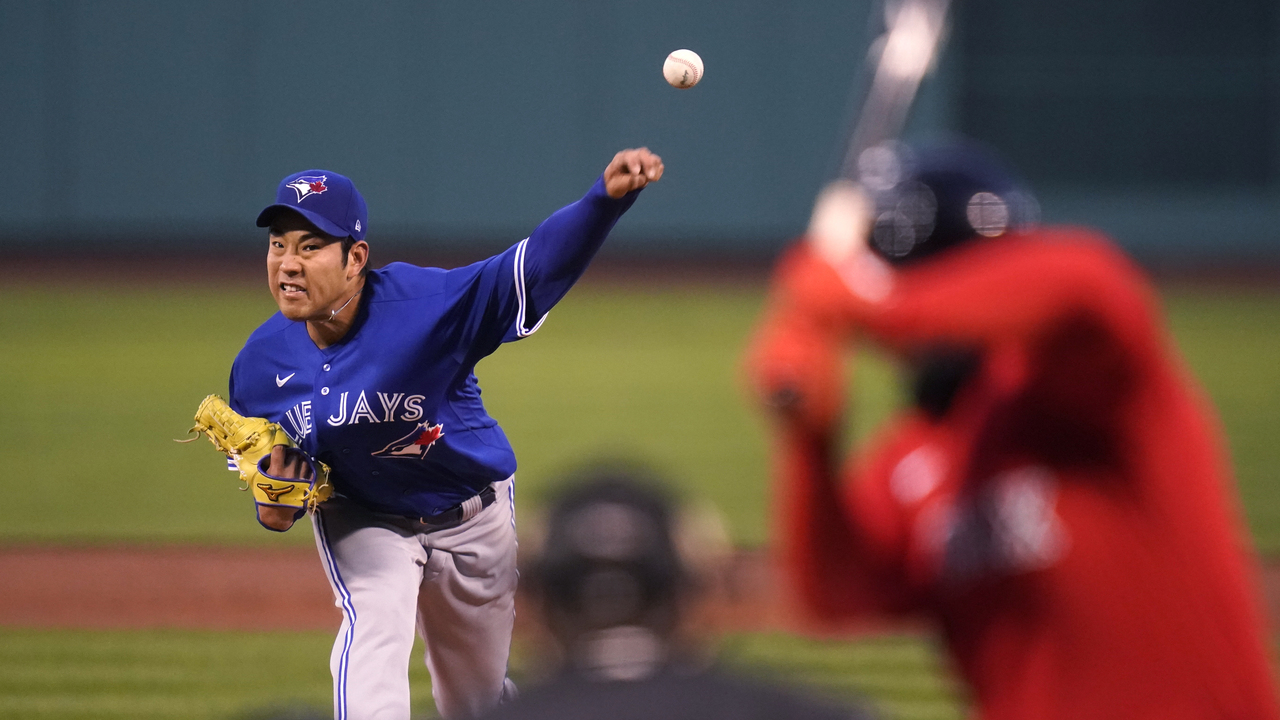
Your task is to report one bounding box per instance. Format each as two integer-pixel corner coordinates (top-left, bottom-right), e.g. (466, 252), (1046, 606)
(446, 176), (640, 360)
(228, 362), (243, 415)
(517, 176), (640, 332)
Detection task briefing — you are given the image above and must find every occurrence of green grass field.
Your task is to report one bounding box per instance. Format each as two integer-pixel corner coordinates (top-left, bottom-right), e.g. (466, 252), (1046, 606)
(3, 281), (1278, 548)
(0, 628), (963, 720)
(1, 279), (1277, 719)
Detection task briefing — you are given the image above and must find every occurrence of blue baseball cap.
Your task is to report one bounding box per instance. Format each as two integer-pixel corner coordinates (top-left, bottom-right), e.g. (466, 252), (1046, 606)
(256, 169), (368, 241)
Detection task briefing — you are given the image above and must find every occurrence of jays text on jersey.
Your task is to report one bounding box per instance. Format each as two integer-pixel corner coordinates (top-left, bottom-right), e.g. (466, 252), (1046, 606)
(230, 177), (639, 518)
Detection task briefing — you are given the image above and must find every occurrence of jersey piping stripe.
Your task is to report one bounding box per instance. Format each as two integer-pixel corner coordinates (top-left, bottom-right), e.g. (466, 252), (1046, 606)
(513, 238), (548, 338)
(314, 507), (356, 720)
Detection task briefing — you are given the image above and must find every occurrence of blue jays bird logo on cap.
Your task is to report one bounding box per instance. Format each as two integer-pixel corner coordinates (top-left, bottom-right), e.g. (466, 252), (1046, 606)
(286, 175), (329, 203)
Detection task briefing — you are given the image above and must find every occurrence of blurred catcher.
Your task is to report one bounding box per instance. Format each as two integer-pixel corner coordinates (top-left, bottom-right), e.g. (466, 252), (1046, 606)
(484, 464), (875, 720)
(747, 140), (1280, 720)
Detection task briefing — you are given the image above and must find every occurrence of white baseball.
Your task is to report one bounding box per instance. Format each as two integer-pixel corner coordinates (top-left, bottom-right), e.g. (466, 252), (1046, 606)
(663, 49), (703, 89)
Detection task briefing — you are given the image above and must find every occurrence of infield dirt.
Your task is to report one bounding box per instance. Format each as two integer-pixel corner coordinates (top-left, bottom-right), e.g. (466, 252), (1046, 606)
(0, 545), (802, 634)
(4, 545), (1280, 639)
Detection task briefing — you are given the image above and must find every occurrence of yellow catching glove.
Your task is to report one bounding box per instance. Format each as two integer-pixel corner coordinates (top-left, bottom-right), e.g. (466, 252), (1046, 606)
(179, 394), (333, 519)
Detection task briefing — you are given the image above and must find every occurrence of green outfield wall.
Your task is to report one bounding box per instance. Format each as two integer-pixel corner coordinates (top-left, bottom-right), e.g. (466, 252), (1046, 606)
(1, 0), (1277, 262)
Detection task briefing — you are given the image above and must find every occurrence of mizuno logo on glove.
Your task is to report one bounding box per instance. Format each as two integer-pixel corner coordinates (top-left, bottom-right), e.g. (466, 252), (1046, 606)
(256, 483), (296, 503)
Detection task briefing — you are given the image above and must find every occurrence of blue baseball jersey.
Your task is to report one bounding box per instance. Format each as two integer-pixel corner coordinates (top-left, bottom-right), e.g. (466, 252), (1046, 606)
(229, 177), (639, 518)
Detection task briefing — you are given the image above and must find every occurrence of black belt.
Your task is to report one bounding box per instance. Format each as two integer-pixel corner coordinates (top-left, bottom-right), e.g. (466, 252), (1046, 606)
(418, 485), (497, 528)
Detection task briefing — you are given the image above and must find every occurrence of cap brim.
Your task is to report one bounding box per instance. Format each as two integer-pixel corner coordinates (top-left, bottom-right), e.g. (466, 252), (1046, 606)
(255, 204), (349, 239)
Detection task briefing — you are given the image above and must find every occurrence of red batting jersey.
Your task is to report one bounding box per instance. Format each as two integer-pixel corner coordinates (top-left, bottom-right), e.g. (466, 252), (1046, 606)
(753, 230), (1280, 720)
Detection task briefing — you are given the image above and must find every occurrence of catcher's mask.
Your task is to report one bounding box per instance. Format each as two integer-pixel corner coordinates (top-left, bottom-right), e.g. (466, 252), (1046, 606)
(859, 140), (1038, 265)
(531, 469), (689, 636)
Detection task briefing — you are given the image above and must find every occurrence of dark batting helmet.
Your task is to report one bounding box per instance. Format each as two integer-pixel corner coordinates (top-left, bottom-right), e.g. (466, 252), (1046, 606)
(860, 140), (1038, 265)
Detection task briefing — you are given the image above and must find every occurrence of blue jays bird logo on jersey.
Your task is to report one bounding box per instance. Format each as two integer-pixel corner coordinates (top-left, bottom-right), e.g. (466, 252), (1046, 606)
(373, 421), (445, 459)
(286, 175), (329, 202)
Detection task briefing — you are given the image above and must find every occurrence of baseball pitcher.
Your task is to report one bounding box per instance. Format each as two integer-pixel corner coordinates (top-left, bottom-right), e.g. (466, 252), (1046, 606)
(185, 149), (663, 720)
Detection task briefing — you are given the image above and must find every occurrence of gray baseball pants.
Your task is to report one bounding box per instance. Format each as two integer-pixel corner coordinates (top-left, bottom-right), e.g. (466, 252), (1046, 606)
(311, 478), (518, 720)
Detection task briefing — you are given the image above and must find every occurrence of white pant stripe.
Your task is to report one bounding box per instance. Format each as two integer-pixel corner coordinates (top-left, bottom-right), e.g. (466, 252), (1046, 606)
(314, 507), (357, 720)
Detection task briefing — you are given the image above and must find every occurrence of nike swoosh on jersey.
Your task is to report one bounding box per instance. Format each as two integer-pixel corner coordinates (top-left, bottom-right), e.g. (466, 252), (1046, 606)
(276, 373), (296, 387)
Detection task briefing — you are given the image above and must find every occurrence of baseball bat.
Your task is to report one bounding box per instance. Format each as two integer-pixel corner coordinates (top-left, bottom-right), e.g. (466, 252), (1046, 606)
(773, 0), (952, 415)
(839, 0), (951, 181)
(808, 0), (952, 263)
